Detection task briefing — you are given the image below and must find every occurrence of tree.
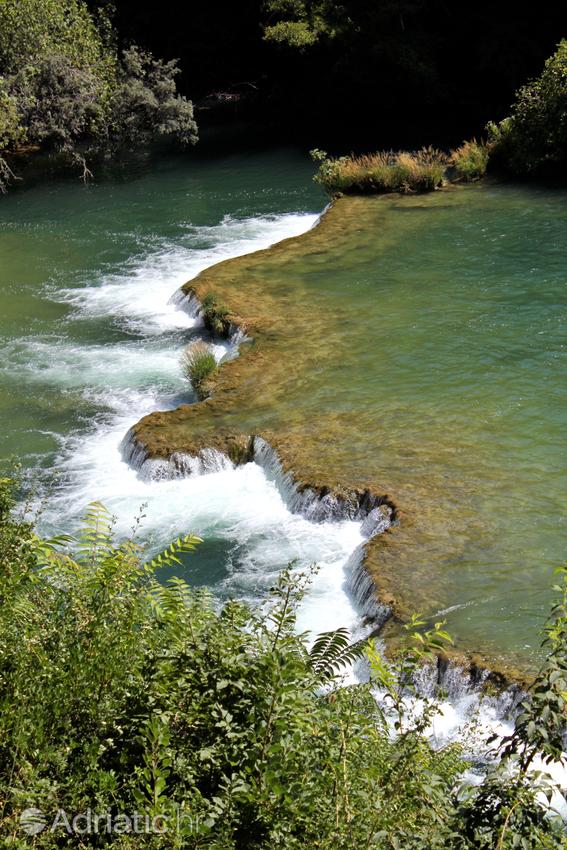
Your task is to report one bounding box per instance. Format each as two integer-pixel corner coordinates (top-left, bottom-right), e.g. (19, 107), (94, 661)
(0, 0), (197, 192)
(488, 39), (567, 175)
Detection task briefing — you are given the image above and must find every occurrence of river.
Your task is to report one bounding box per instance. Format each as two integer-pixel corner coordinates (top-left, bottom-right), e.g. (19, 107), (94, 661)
(1, 150), (566, 668)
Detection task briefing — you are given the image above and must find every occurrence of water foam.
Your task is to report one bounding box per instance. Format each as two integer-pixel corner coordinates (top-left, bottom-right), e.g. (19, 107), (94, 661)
(58, 213), (319, 334)
(17, 201), (567, 803)
(33, 206), (370, 643)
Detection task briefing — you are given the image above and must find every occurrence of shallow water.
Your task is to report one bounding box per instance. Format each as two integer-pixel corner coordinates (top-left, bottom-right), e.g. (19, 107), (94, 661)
(0, 150), (369, 636)
(131, 183), (567, 668)
(0, 154), (566, 669)
(311, 186), (567, 661)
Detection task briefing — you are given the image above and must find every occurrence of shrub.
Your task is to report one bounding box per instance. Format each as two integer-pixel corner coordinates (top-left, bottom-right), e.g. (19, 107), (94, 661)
(0, 0), (197, 190)
(312, 147), (447, 194)
(487, 39), (567, 175)
(0, 83), (25, 192)
(107, 46), (197, 152)
(181, 340), (217, 397)
(200, 292), (231, 337)
(0, 477), (565, 848)
(10, 53), (105, 154)
(0, 482), (464, 849)
(450, 139), (489, 182)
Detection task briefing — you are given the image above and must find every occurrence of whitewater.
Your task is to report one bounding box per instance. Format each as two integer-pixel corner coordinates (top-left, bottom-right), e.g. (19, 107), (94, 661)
(4, 202), (567, 811)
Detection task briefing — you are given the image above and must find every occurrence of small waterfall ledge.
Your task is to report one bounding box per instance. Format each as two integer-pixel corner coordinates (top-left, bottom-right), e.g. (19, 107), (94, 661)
(121, 427), (395, 629)
(169, 286), (250, 357)
(142, 250), (395, 627)
(121, 425), (529, 700)
(168, 287), (204, 322)
(121, 435), (234, 480)
(123, 211), (533, 697)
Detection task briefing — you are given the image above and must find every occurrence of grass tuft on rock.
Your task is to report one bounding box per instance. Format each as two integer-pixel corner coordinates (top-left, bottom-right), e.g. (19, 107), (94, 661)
(200, 291), (232, 336)
(182, 340), (217, 398)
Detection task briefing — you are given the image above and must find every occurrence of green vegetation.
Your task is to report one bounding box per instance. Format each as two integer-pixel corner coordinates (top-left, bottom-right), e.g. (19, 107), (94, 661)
(0, 0), (197, 191)
(311, 148), (447, 195)
(0, 477), (566, 848)
(0, 0), (563, 193)
(262, 0), (338, 48)
(487, 40), (567, 176)
(181, 341), (217, 398)
(450, 140), (490, 182)
(200, 292), (232, 337)
(309, 40), (567, 193)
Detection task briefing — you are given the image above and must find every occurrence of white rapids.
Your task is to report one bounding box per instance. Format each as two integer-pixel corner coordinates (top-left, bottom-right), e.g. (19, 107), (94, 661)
(6, 203), (567, 806)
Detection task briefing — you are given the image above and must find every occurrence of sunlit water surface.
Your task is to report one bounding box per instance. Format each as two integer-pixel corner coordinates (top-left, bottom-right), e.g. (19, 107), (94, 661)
(0, 155), (566, 665)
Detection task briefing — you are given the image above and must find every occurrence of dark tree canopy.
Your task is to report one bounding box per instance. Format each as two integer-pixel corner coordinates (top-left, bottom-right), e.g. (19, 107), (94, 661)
(108, 0), (567, 148)
(0, 0), (197, 190)
(488, 39), (567, 175)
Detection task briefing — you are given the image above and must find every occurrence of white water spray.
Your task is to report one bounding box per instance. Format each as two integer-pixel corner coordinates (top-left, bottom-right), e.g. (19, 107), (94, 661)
(8, 200), (567, 801)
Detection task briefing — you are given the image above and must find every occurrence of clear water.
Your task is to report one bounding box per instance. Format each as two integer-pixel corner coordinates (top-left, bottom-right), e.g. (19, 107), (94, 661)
(0, 150), (367, 636)
(0, 153), (566, 666)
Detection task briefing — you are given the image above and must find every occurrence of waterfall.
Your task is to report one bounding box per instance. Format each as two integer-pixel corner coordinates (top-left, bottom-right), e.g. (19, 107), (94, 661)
(167, 288), (204, 324)
(121, 430), (233, 481)
(252, 436), (392, 524)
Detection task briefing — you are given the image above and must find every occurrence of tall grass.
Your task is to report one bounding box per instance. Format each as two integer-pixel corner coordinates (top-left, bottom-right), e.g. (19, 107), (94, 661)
(181, 340), (217, 398)
(450, 139), (489, 182)
(312, 147), (448, 194)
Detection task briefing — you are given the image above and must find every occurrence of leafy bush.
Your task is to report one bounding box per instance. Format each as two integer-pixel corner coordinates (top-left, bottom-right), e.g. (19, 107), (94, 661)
(0, 480), (461, 849)
(0, 0), (113, 76)
(0, 84), (25, 192)
(487, 39), (567, 175)
(450, 139), (489, 182)
(10, 53), (105, 155)
(181, 340), (217, 398)
(262, 0), (342, 48)
(0, 0), (197, 191)
(107, 46), (197, 152)
(0, 477), (565, 848)
(311, 148), (447, 195)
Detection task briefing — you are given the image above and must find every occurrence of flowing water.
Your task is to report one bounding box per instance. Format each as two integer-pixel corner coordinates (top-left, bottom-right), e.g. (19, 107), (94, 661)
(0, 150), (367, 636)
(0, 152), (566, 664)
(2, 149), (567, 798)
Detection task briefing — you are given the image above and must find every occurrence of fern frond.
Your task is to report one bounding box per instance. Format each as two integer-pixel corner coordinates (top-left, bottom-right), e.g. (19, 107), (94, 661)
(308, 628), (369, 682)
(75, 501), (116, 566)
(144, 534), (202, 573)
(32, 532), (74, 564)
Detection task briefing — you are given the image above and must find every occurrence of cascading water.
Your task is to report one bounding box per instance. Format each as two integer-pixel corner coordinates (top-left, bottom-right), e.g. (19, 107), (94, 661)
(2, 159), (567, 807)
(20, 206), (378, 640)
(46, 214), (560, 801)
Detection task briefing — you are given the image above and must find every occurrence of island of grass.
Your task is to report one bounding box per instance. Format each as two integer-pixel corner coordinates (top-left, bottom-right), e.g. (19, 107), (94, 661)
(310, 142), (489, 194)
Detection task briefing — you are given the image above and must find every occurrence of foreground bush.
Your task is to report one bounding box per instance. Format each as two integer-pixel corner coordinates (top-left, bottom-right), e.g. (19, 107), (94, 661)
(181, 340), (217, 398)
(0, 480), (462, 848)
(0, 478), (565, 848)
(311, 148), (447, 194)
(450, 139), (489, 182)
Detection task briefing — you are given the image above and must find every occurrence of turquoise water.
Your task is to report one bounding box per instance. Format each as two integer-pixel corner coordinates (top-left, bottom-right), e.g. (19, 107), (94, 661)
(0, 150), (321, 460)
(315, 186), (567, 658)
(0, 153), (566, 663)
(0, 150), (366, 638)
